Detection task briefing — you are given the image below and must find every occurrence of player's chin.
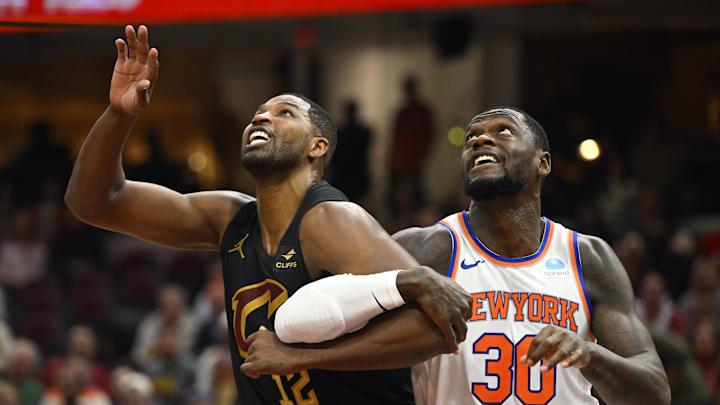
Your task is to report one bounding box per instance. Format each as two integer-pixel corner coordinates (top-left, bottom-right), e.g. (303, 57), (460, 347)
(465, 170), (503, 184)
(241, 152), (274, 173)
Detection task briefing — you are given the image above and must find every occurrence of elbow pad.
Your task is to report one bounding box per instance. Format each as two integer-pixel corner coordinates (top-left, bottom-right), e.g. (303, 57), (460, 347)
(275, 270), (405, 343)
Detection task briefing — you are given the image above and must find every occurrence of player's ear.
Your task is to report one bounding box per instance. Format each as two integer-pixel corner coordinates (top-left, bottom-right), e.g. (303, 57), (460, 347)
(538, 151), (551, 178)
(309, 136), (329, 160)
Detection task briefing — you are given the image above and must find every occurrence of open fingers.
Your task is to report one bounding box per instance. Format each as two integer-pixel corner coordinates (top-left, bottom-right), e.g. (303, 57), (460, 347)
(125, 25), (138, 60)
(137, 25), (149, 64)
(148, 48), (159, 66)
(115, 38), (127, 61)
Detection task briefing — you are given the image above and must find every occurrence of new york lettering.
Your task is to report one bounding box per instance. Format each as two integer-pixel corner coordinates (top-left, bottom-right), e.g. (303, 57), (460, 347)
(470, 290), (580, 332)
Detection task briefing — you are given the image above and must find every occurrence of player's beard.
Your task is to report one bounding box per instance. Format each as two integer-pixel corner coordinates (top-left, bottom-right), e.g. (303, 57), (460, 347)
(464, 163), (528, 201)
(241, 141), (303, 178)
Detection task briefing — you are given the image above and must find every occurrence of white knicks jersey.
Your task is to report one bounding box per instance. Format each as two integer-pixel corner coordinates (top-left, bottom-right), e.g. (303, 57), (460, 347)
(412, 212), (598, 405)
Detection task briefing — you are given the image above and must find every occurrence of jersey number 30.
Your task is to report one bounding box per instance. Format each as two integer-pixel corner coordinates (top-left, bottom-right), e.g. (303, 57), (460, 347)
(473, 333), (556, 405)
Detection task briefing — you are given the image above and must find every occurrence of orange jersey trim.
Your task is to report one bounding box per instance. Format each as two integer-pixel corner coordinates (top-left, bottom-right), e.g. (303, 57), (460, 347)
(457, 212), (555, 268)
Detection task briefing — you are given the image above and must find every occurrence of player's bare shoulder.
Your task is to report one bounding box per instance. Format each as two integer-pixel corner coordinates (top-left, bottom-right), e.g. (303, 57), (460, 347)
(189, 189), (256, 241)
(393, 224), (453, 276)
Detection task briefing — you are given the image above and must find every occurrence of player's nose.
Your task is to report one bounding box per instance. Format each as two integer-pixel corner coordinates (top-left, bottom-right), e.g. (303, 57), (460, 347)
(471, 132), (495, 147)
(252, 111), (272, 125)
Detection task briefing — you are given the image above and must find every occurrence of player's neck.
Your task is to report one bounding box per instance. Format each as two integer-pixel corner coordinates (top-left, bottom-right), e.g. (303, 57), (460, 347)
(255, 166), (316, 255)
(467, 196), (544, 258)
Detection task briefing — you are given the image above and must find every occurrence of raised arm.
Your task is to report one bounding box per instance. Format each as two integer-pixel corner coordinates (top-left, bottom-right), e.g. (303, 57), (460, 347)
(520, 234), (670, 405)
(65, 25), (249, 250)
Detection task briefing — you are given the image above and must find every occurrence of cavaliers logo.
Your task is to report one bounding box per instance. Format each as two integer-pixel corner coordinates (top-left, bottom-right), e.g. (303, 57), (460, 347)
(231, 279), (288, 358)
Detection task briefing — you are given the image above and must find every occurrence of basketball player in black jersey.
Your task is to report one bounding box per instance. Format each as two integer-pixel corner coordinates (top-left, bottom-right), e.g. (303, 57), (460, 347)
(65, 25), (472, 404)
(240, 108), (671, 405)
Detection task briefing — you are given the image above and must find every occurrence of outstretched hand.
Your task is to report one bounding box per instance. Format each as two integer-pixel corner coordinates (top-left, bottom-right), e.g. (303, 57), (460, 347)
(110, 25), (159, 114)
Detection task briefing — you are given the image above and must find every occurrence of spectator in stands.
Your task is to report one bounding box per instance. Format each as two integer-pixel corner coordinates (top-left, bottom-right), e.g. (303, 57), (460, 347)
(2, 340), (43, 405)
(191, 262), (225, 353)
(0, 208), (47, 290)
(0, 381), (18, 405)
(41, 355), (110, 405)
(133, 285), (196, 372)
(615, 230), (652, 293)
(0, 320), (12, 371)
(636, 272), (685, 334)
(389, 76), (435, 206)
(330, 101), (373, 203)
(2, 120), (72, 208)
(141, 324), (193, 405)
(43, 326), (110, 393)
(678, 256), (720, 339)
(651, 329), (712, 405)
(690, 317), (718, 394)
(661, 227), (698, 299)
(194, 315), (235, 405)
(111, 368), (153, 405)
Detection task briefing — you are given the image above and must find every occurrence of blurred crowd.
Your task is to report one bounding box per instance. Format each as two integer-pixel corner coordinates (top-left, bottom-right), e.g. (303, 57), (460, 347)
(1, 88), (720, 405)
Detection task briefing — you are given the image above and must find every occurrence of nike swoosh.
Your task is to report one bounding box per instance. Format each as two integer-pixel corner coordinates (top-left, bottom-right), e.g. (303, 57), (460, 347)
(371, 292), (388, 312)
(460, 259), (485, 269)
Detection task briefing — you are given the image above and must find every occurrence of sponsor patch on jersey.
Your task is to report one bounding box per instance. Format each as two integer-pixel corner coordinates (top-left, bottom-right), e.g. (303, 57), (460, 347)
(542, 258), (570, 278)
(275, 247), (298, 270)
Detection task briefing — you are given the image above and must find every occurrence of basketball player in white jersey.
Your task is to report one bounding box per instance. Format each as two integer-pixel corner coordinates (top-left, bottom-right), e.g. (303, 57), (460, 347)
(241, 107), (669, 405)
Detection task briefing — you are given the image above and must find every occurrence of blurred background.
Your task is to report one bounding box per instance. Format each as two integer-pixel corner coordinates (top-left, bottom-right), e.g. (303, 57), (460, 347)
(1, 0), (720, 404)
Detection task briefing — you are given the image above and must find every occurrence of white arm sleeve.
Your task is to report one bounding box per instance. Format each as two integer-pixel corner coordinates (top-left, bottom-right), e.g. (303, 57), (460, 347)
(274, 270), (406, 343)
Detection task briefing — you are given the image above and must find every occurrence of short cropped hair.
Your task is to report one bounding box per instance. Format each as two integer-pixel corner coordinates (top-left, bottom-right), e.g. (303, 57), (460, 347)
(285, 93), (337, 164)
(478, 106), (550, 152)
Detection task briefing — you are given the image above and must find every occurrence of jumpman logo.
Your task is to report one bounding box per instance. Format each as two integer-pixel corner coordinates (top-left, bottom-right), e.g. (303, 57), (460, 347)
(460, 258), (485, 269)
(228, 233), (249, 258)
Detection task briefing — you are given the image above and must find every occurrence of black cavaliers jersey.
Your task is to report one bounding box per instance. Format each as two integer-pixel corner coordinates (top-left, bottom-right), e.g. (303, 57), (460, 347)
(220, 181), (415, 405)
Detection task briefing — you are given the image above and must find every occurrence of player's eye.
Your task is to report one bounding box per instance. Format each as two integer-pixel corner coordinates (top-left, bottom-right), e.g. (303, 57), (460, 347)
(498, 127), (512, 136)
(466, 132), (478, 142)
(280, 109), (294, 117)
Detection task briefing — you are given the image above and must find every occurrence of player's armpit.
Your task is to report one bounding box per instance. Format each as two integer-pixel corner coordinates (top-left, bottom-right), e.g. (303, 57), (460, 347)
(576, 235), (670, 405)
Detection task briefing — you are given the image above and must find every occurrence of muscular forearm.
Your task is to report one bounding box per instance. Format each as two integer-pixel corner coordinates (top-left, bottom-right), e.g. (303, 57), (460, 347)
(581, 344), (670, 405)
(292, 307), (448, 371)
(65, 106), (137, 217)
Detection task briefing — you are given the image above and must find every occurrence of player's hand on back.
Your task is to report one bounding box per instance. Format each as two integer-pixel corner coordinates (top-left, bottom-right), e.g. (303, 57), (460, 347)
(110, 25), (159, 114)
(397, 266), (473, 353)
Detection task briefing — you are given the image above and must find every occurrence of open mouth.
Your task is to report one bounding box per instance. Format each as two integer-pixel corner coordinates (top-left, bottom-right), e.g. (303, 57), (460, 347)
(247, 128), (272, 147)
(474, 154), (499, 167)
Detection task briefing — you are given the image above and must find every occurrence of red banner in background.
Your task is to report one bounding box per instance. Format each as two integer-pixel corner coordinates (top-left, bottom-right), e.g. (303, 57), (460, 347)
(1, 0), (571, 25)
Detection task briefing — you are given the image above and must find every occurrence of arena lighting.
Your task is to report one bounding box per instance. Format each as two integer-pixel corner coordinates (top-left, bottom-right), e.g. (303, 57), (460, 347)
(448, 126), (465, 146)
(188, 151), (207, 172)
(578, 138), (600, 161)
